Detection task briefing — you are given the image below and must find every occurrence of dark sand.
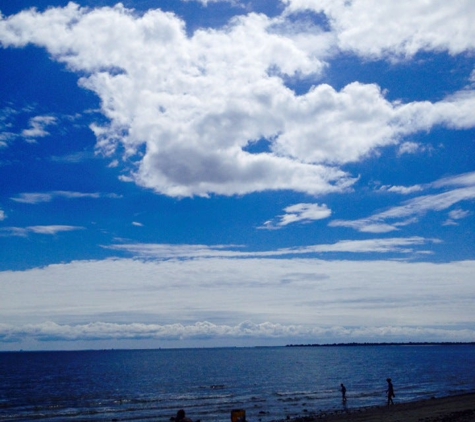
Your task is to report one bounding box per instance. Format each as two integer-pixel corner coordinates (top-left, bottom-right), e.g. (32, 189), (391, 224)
(287, 393), (475, 422)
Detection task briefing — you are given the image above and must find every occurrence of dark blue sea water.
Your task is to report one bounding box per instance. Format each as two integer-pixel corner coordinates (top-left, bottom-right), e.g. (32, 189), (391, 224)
(1, 345), (474, 422)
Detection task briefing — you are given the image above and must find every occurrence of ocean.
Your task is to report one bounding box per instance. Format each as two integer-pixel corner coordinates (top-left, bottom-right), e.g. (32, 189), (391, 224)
(0, 345), (474, 421)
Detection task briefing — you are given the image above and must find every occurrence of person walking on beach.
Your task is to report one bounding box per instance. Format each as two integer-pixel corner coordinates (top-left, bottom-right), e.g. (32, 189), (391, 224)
(386, 378), (395, 406)
(340, 383), (347, 403)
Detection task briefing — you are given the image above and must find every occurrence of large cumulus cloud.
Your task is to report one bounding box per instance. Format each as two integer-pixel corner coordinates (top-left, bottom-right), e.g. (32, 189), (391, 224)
(1, 2), (475, 197)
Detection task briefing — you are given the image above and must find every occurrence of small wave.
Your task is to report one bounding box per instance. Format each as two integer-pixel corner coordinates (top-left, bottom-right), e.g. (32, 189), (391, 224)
(275, 390), (317, 397)
(174, 393), (234, 402)
(351, 390), (385, 399)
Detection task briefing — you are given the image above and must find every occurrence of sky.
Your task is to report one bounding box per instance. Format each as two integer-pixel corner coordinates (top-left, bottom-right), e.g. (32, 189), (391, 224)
(0, 0), (474, 350)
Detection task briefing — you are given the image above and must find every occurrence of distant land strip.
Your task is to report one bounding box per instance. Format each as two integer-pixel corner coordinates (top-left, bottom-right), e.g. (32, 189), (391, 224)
(285, 342), (475, 347)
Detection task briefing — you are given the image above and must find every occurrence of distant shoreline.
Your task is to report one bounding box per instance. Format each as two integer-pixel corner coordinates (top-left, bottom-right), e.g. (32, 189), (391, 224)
(2, 342), (475, 353)
(285, 341), (475, 347)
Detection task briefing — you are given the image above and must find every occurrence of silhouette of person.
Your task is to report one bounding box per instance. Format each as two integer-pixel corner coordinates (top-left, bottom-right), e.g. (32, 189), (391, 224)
(175, 409), (193, 422)
(386, 378), (395, 406)
(340, 383), (347, 402)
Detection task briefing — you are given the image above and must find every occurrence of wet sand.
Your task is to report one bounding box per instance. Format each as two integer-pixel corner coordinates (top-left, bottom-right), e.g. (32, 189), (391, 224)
(288, 393), (475, 422)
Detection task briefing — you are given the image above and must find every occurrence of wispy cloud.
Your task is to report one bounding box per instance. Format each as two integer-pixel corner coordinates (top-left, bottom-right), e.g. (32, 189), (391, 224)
(447, 209), (470, 220)
(379, 185), (423, 195)
(49, 150), (97, 163)
(21, 115), (57, 142)
(0, 106), (92, 149)
(443, 208), (471, 226)
(433, 172), (475, 188)
(0, 106), (19, 147)
(397, 141), (431, 156)
(261, 203), (331, 229)
(11, 191), (121, 204)
(106, 237), (437, 259)
(291, 237), (439, 254)
(331, 172), (475, 233)
(0, 225), (84, 236)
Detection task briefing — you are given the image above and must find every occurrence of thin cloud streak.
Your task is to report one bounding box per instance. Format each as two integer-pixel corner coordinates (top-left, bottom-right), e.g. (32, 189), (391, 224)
(11, 191), (121, 204)
(106, 237), (437, 259)
(379, 185), (423, 195)
(0, 225), (84, 236)
(331, 172), (475, 233)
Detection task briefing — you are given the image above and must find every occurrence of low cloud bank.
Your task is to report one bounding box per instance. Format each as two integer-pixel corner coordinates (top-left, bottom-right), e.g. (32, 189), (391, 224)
(1, 321), (473, 344)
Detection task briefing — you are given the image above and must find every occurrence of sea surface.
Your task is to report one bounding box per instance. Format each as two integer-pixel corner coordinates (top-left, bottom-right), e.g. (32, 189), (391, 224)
(1, 345), (474, 422)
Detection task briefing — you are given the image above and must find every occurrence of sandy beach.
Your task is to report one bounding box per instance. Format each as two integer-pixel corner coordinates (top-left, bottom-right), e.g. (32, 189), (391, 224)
(289, 393), (475, 422)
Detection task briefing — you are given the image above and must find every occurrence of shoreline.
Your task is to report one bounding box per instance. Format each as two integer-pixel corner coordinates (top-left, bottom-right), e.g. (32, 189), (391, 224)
(281, 393), (475, 422)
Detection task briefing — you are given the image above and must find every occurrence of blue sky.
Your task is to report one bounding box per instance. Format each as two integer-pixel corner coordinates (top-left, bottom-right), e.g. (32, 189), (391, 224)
(0, 0), (474, 350)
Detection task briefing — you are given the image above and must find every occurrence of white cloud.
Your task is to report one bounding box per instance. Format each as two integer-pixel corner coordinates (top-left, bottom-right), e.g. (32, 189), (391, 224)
(0, 225), (84, 236)
(2, 5), (475, 197)
(443, 208), (470, 226)
(21, 115), (56, 141)
(448, 209), (470, 220)
(0, 257), (474, 345)
(397, 141), (430, 156)
(380, 185), (424, 195)
(261, 202), (331, 229)
(283, 0), (475, 58)
(398, 141), (419, 155)
(0, 209), (5, 221)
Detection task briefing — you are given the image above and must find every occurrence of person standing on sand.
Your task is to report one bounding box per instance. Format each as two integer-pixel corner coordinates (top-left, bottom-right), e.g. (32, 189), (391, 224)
(386, 378), (395, 406)
(340, 383), (347, 403)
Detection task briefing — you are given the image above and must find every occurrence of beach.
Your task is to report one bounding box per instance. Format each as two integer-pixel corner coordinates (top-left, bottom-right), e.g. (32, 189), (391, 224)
(291, 393), (475, 422)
